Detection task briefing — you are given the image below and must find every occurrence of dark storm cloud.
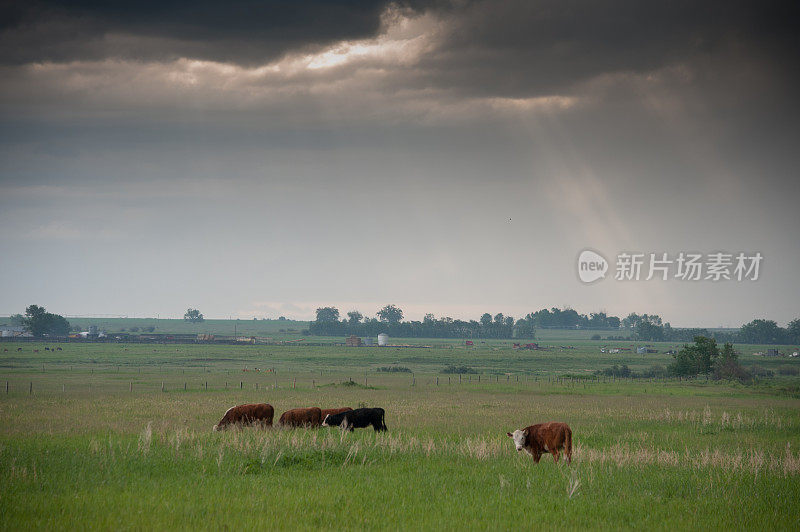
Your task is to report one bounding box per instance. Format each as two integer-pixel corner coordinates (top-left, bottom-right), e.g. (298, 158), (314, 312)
(411, 0), (800, 98)
(0, 0), (437, 65)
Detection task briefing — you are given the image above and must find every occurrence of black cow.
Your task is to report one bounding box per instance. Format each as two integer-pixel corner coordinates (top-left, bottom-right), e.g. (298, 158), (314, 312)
(322, 407), (387, 432)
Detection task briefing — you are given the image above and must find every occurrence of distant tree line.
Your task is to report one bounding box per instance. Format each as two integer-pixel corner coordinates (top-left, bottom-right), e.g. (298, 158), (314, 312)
(310, 305), (522, 339)
(624, 314), (800, 345)
(309, 305), (800, 344)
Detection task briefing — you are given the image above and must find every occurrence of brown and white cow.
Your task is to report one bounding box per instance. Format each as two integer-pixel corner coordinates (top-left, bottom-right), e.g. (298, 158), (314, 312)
(320, 407), (353, 420)
(279, 407), (322, 428)
(213, 403), (274, 431)
(507, 422), (572, 464)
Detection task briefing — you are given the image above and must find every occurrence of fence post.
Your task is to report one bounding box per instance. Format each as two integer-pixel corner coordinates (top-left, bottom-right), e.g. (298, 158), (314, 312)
(5, 381), (8, 394)
(29, 382), (32, 395)
(293, 378), (296, 389)
(240, 381), (243, 389)
(436, 377), (439, 386)
(130, 382), (133, 392)
(161, 382), (164, 392)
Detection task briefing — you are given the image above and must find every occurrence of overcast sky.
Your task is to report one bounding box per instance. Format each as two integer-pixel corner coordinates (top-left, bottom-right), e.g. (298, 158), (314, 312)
(1, 0), (798, 327)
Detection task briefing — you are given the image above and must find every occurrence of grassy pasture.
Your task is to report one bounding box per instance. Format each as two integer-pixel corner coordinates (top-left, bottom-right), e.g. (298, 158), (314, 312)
(1, 341), (799, 530)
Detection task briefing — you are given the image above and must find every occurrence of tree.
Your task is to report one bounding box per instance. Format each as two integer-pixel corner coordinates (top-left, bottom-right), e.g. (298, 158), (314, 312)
(636, 321), (664, 341)
(347, 310), (363, 324)
(622, 313), (640, 329)
(739, 319), (784, 344)
(493, 313), (504, 325)
(377, 304), (403, 324)
(786, 319), (800, 344)
(480, 313), (492, 326)
(713, 342), (751, 383)
(22, 305), (70, 337)
(184, 308), (204, 323)
(315, 307), (340, 323)
(669, 336), (719, 376)
(9, 314), (24, 326)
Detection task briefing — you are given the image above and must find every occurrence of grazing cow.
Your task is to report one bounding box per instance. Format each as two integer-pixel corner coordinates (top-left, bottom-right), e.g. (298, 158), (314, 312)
(507, 422), (572, 464)
(56, 347), (62, 351)
(17, 347), (22, 352)
(279, 407), (322, 428)
(322, 407), (387, 432)
(45, 347), (50, 351)
(213, 403), (274, 431)
(320, 407), (353, 420)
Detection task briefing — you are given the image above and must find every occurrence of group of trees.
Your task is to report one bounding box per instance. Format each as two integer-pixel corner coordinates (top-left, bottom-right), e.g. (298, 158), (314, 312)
(10, 305), (71, 338)
(629, 315), (800, 345)
(669, 336), (751, 382)
(739, 319), (800, 345)
(521, 308), (621, 329)
(183, 308), (205, 323)
(310, 305), (522, 339)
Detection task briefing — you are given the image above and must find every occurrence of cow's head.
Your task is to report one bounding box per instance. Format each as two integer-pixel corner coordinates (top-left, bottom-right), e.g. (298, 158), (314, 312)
(213, 425), (220, 432)
(507, 429), (527, 451)
(321, 414), (330, 427)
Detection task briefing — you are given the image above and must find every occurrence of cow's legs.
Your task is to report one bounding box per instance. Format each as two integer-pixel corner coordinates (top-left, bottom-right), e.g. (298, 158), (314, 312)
(552, 449), (560, 463)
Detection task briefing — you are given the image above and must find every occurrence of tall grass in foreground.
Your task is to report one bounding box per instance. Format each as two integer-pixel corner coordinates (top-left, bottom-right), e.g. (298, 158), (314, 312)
(2, 427), (799, 530)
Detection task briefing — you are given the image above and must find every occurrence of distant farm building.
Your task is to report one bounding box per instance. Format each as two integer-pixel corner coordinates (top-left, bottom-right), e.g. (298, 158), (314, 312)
(0, 326), (31, 338)
(346, 335), (362, 347)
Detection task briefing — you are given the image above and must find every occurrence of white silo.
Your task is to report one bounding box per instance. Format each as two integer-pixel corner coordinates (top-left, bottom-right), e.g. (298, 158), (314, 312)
(377, 333), (389, 346)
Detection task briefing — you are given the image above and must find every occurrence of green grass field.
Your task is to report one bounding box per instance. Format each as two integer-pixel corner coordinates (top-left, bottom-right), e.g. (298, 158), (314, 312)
(1, 340), (799, 529)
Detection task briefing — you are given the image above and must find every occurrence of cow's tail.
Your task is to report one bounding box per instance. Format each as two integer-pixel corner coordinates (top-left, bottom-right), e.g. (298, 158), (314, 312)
(380, 409), (388, 431)
(565, 426), (573, 464)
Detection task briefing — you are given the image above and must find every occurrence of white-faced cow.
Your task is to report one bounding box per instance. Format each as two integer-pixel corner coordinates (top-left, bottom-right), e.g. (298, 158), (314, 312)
(279, 407), (322, 428)
(213, 403), (274, 431)
(322, 407), (387, 432)
(507, 422), (572, 464)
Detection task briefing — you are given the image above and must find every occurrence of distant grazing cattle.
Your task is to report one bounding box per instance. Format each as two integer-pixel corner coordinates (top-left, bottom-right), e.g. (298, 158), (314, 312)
(213, 403), (274, 431)
(17, 347), (22, 352)
(3, 348), (7, 352)
(34, 349), (39, 353)
(320, 407), (353, 420)
(322, 407), (387, 432)
(279, 407), (322, 428)
(507, 422), (572, 464)
(56, 347), (62, 351)
(45, 347), (50, 351)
